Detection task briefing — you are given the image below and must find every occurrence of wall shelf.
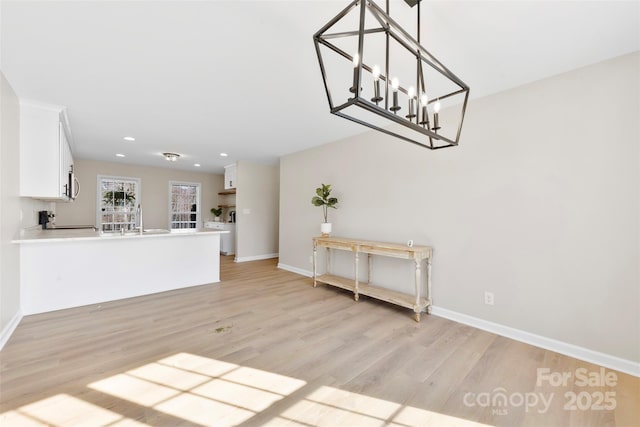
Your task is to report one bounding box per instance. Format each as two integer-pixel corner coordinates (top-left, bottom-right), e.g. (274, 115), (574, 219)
(218, 189), (236, 195)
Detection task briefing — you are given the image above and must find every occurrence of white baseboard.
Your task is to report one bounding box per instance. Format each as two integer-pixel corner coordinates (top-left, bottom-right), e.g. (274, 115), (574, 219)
(431, 306), (640, 378)
(268, 264), (640, 378)
(235, 253), (279, 263)
(0, 309), (23, 351)
(277, 263), (313, 277)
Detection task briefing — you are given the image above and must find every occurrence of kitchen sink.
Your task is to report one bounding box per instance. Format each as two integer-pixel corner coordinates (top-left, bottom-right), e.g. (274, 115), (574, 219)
(143, 229), (170, 234)
(100, 229), (170, 237)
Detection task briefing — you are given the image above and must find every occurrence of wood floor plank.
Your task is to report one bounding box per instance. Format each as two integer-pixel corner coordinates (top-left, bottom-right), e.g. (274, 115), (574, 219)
(1, 256), (637, 426)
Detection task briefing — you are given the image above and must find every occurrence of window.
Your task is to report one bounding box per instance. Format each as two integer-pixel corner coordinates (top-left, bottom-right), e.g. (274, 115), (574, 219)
(169, 182), (201, 230)
(97, 176), (140, 232)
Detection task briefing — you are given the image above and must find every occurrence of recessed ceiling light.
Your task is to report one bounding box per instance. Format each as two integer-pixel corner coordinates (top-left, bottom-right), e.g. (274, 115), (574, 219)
(123, 136), (135, 141)
(194, 163), (201, 167)
(116, 153), (126, 157)
(219, 153), (228, 157)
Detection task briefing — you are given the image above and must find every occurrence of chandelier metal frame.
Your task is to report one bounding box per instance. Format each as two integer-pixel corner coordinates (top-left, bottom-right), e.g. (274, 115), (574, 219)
(313, 0), (470, 149)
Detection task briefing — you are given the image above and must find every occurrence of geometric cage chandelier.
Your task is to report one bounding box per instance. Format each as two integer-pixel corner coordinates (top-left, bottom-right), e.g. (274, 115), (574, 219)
(314, 0), (470, 149)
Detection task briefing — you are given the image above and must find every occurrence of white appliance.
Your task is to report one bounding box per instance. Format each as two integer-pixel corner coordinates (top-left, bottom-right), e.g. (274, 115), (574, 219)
(204, 221), (235, 255)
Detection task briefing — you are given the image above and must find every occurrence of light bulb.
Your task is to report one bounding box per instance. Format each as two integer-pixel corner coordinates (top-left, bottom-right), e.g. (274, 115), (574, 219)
(406, 86), (416, 119)
(418, 93), (429, 125)
(350, 53), (360, 95)
(434, 99), (441, 113)
(372, 65), (380, 81)
(391, 77), (399, 91)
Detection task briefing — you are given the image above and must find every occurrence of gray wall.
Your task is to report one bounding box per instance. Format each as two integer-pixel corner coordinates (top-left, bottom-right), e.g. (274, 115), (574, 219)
(278, 53), (639, 363)
(0, 72), (51, 346)
(0, 72), (22, 340)
(236, 161), (279, 261)
(55, 159), (224, 230)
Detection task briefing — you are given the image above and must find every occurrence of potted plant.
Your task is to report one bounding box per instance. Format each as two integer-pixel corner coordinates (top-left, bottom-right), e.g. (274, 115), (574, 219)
(102, 190), (136, 207)
(210, 207), (223, 222)
(311, 183), (338, 235)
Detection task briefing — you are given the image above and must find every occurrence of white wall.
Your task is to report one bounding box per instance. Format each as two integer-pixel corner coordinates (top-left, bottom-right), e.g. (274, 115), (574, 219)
(54, 159), (224, 230)
(235, 161), (279, 261)
(0, 72), (22, 346)
(279, 53), (639, 365)
(0, 72), (52, 348)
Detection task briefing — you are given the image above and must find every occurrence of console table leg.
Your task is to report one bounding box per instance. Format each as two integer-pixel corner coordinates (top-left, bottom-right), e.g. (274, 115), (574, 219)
(414, 312), (421, 322)
(354, 251), (360, 301)
(426, 257), (432, 315)
(313, 243), (317, 287)
(414, 257), (421, 316)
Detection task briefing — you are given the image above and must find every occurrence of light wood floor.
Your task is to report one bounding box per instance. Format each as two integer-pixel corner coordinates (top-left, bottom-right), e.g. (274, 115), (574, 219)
(1, 256), (638, 426)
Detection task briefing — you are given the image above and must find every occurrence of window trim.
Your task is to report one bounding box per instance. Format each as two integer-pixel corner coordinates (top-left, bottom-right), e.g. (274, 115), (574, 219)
(168, 181), (201, 230)
(96, 175), (142, 231)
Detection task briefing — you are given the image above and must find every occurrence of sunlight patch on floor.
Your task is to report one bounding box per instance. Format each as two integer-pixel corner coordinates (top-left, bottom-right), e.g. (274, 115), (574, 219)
(88, 352), (307, 426)
(154, 392), (255, 426)
(269, 385), (493, 427)
(3, 352), (493, 426)
(1, 394), (123, 426)
(393, 405), (492, 426)
(159, 352), (239, 377)
(90, 373), (180, 406)
(128, 360), (212, 391)
(224, 366), (309, 396)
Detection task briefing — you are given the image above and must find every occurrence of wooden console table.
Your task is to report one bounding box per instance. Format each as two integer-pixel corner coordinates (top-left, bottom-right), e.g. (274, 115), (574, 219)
(312, 236), (433, 322)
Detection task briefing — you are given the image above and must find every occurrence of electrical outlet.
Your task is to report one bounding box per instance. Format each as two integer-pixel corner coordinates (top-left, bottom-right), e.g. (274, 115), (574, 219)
(484, 291), (494, 306)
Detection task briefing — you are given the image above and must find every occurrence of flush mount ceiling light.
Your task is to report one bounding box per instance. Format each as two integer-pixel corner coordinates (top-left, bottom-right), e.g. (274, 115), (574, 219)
(163, 152), (180, 162)
(123, 136), (135, 141)
(314, 0), (469, 149)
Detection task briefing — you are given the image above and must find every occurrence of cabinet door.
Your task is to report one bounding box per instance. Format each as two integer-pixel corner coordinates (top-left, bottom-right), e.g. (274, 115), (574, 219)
(224, 164), (237, 189)
(20, 104), (62, 198)
(19, 102), (75, 201)
(59, 123), (71, 199)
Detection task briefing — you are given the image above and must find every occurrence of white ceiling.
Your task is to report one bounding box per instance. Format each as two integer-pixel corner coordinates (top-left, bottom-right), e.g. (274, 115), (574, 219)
(1, 1), (638, 173)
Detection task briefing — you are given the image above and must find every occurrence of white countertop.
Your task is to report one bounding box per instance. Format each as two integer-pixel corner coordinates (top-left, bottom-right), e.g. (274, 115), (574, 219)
(13, 228), (229, 244)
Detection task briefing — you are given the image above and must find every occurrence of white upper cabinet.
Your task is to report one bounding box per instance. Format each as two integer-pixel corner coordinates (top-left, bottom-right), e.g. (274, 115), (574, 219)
(224, 163), (237, 189)
(20, 101), (75, 201)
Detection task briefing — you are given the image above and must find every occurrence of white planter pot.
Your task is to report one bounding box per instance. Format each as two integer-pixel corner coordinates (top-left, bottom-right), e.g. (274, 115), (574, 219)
(320, 222), (332, 236)
(214, 216), (221, 222)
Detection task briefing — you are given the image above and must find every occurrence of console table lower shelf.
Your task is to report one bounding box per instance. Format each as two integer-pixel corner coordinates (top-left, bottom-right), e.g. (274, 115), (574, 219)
(315, 274), (429, 320)
(312, 236), (433, 322)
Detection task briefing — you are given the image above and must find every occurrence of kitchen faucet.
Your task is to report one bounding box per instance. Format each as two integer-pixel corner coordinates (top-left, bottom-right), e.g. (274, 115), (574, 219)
(136, 203), (143, 234)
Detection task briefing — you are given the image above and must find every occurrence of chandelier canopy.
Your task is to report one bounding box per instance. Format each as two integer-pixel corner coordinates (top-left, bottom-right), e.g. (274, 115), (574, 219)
(314, 0), (470, 149)
(163, 152), (180, 162)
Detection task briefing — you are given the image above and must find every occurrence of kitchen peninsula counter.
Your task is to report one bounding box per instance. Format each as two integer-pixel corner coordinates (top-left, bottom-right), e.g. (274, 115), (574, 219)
(14, 228), (227, 315)
(14, 228), (228, 243)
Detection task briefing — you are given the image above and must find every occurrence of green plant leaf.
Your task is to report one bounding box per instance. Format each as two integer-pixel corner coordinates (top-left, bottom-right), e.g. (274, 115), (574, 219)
(312, 184), (338, 220)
